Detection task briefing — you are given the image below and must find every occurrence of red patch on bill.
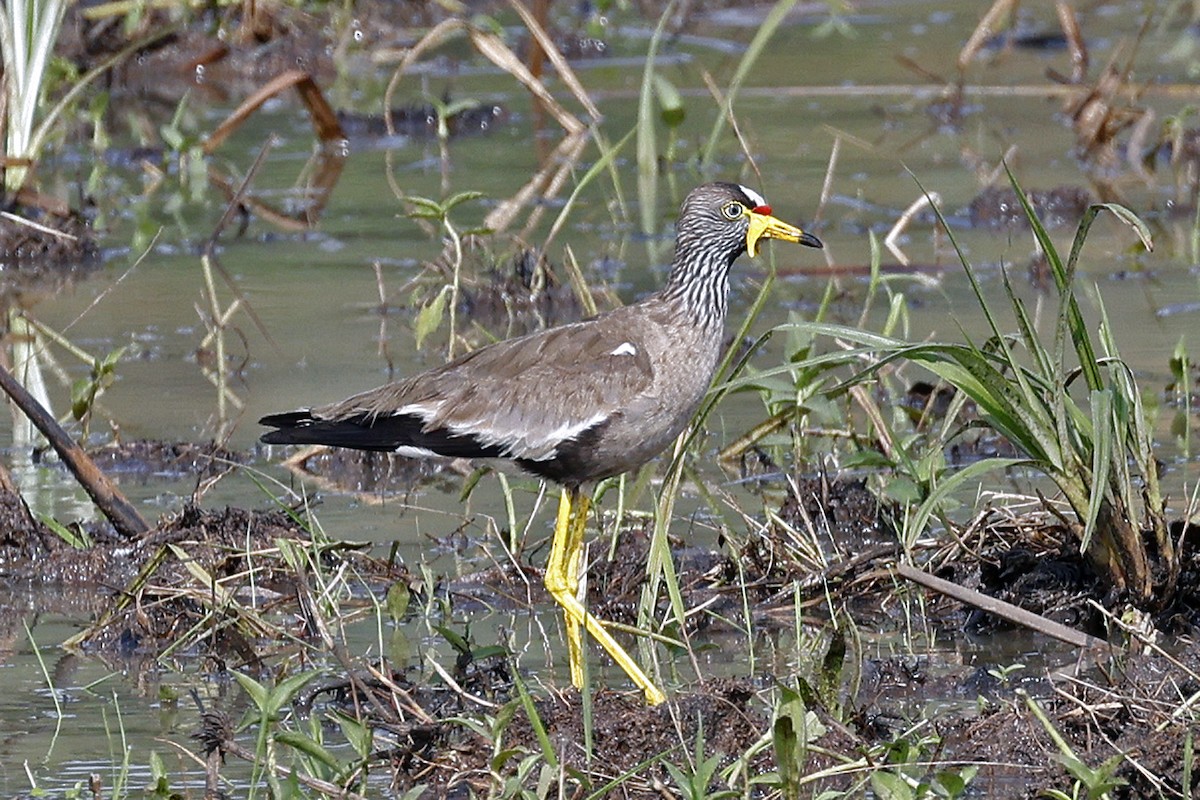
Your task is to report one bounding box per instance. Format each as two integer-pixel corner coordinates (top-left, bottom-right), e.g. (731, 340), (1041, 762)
(752, 205), (772, 215)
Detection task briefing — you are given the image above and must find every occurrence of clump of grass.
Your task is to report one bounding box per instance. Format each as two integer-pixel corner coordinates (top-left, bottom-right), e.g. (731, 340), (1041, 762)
(725, 168), (1174, 608)
(894, 166), (1172, 606)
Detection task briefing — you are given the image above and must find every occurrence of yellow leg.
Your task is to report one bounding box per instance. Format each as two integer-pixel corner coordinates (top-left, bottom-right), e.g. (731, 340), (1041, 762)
(545, 488), (666, 705)
(554, 489), (585, 687)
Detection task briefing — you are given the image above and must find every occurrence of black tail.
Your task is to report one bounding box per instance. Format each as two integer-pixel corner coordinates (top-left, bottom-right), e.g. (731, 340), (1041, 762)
(258, 410), (508, 459)
(259, 410), (402, 452)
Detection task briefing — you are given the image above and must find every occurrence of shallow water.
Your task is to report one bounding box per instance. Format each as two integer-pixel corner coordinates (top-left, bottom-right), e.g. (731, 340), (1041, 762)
(3, 0), (1199, 793)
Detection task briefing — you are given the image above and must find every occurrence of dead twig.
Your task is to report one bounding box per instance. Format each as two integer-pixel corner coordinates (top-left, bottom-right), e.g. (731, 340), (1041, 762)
(895, 563), (1107, 650)
(0, 362), (150, 538)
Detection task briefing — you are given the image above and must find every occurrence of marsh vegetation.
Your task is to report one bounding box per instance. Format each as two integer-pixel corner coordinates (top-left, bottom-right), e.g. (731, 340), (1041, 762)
(1, 0), (1199, 797)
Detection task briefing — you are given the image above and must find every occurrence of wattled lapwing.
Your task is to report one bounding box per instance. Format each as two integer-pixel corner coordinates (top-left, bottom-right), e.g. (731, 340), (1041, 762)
(261, 182), (823, 704)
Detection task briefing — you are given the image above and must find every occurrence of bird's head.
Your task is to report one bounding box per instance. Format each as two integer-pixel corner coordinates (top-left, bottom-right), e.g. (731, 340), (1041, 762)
(679, 182), (823, 259)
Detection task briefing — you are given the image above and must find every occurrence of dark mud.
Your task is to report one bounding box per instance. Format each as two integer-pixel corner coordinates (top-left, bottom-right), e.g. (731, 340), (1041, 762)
(86, 438), (244, 481)
(966, 185), (1093, 230)
(73, 502), (394, 661)
(2, 444), (1197, 796)
(0, 205), (99, 283)
(0, 488), (121, 584)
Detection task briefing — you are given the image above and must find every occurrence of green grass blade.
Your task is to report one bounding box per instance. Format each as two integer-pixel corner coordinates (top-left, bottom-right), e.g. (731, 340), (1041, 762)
(1003, 164), (1103, 391)
(700, 0), (799, 171)
(512, 669), (559, 769)
(905, 457), (1030, 547)
(915, 175), (1058, 443)
(636, 0), (678, 235)
(999, 265), (1053, 380)
(1082, 389), (1113, 550)
(543, 125), (637, 256)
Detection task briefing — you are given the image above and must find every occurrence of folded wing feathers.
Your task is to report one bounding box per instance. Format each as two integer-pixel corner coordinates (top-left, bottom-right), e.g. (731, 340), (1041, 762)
(263, 310), (656, 463)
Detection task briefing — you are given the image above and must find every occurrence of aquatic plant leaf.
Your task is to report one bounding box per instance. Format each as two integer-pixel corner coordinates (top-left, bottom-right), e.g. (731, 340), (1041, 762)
(265, 670), (326, 719)
(442, 190), (484, 212)
(414, 285), (451, 350)
(435, 624), (470, 655)
(231, 670), (268, 713)
(332, 711), (372, 760)
(37, 513), (89, 549)
(386, 580), (410, 623)
(652, 74), (685, 127)
(274, 730), (340, 770)
(774, 683), (824, 799)
(869, 769), (915, 800)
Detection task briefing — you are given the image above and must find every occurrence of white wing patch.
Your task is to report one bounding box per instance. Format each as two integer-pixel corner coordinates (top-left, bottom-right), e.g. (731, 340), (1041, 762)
(394, 402), (437, 420)
(448, 412), (609, 461)
(739, 184), (767, 208)
(394, 445), (440, 459)
(609, 341), (638, 357)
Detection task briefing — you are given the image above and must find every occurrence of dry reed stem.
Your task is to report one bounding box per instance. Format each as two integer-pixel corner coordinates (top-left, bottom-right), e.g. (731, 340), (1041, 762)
(884, 192), (939, 267)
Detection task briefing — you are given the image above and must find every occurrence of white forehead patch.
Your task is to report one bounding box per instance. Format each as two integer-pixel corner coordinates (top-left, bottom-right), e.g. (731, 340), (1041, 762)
(738, 184), (767, 208)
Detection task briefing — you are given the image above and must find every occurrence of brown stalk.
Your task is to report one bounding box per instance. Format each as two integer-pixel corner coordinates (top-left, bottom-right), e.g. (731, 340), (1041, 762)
(379, 12), (591, 238)
(203, 70), (347, 231)
(204, 69), (344, 153)
(957, 0), (1017, 74)
(895, 563), (1107, 650)
(1056, 0), (1088, 83)
(0, 363), (149, 538)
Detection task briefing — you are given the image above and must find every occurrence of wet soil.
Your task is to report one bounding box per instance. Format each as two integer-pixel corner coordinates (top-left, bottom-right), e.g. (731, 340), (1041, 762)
(2, 430), (1198, 796)
(86, 438), (244, 481)
(0, 206), (100, 290)
(966, 185), (1094, 230)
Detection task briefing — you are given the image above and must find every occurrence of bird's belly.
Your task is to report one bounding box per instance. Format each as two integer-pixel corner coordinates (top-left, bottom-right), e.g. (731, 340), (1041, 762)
(580, 381), (709, 481)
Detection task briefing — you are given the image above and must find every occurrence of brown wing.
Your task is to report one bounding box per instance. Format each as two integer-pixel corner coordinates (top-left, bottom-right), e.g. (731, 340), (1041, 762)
(311, 307), (657, 461)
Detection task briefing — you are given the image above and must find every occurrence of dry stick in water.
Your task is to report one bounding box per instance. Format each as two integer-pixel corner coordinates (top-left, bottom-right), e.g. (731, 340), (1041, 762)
(895, 563), (1107, 650)
(0, 363), (149, 538)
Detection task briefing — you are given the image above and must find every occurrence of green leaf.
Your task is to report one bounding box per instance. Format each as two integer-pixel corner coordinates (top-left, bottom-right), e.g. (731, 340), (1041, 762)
(266, 669), (325, 718)
(413, 284), (452, 350)
(332, 711), (373, 759)
(869, 769), (915, 800)
(70, 377), (93, 420)
(471, 644), (508, 660)
(1093, 202), (1153, 251)
(773, 683), (811, 800)
(511, 665), (558, 767)
(442, 190), (484, 211)
(1082, 389), (1113, 551)
(635, 2), (676, 235)
(435, 625), (470, 655)
(100, 345), (127, 371)
(816, 629), (846, 711)
(386, 580), (410, 623)
(37, 513), (89, 549)
(232, 670), (268, 713)
(406, 195), (442, 214)
(700, 0), (799, 169)
(842, 449), (895, 470)
(652, 73), (685, 127)
(905, 457), (1029, 543)
(274, 730), (340, 769)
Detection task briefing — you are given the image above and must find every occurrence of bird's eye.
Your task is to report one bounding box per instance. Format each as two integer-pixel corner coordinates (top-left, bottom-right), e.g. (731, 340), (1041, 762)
(721, 202), (744, 220)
